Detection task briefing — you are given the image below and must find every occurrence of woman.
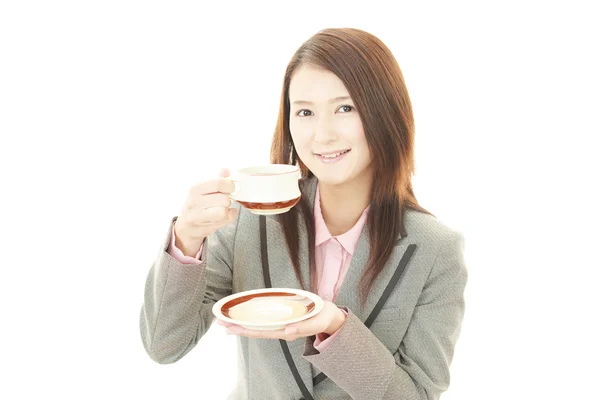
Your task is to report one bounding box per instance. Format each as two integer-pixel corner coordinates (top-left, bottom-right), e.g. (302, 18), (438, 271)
(140, 27), (467, 400)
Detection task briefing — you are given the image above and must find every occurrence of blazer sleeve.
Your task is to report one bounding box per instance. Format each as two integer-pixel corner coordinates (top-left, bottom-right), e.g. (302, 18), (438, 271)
(303, 231), (468, 400)
(139, 205), (240, 364)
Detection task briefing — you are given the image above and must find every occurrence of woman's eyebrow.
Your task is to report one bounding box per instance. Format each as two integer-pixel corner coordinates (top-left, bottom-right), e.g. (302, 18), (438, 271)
(291, 96), (351, 105)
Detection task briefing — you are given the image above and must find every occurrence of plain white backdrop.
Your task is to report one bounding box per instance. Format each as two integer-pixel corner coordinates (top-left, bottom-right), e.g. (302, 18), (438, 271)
(1, 1), (599, 399)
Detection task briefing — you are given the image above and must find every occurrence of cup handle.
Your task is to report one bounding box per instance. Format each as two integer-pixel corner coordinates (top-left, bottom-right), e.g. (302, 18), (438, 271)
(229, 177), (240, 200)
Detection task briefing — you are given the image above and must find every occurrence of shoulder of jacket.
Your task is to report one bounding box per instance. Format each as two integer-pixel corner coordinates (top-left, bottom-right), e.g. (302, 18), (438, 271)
(403, 208), (463, 246)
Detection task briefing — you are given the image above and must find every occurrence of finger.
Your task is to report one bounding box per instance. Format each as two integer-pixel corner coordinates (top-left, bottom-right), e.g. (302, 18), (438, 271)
(190, 177), (235, 196)
(189, 193), (231, 210)
(226, 327), (300, 342)
(284, 326), (299, 336)
(218, 168), (231, 178)
(223, 207), (239, 224)
(188, 208), (237, 232)
(191, 206), (231, 225)
(215, 319), (236, 328)
(226, 327), (288, 340)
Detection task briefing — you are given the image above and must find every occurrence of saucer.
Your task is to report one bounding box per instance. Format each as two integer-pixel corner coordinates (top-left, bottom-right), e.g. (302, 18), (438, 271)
(212, 288), (324, 331)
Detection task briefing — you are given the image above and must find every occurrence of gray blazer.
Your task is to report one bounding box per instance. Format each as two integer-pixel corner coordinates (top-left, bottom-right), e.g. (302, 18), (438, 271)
(140, 177), (467, 400)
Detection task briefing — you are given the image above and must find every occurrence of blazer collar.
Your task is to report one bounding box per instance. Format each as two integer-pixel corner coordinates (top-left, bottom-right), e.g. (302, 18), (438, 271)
(267, 175), (410, 319)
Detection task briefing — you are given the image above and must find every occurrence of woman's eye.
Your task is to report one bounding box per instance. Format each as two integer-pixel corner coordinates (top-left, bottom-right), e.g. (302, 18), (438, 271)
(296, 109), (313, 117)
(338, 105), (354, 113)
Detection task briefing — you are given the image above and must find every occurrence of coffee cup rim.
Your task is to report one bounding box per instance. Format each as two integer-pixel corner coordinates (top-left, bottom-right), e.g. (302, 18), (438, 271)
(237, 164), (300, 177)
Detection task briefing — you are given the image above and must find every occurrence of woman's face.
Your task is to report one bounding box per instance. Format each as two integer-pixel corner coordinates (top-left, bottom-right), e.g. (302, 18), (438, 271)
(289, 65), (373, 188)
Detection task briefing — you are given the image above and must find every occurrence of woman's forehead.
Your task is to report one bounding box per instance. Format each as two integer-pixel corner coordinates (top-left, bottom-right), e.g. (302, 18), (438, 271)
(289, 66), (350, 103)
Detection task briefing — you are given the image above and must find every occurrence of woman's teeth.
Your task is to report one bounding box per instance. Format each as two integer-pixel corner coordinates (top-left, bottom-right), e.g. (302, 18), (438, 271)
(320, 150), (349, 158)
(315, 149), (351, 163)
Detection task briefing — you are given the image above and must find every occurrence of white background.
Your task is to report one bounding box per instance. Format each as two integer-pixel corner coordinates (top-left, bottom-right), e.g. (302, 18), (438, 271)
(1, 1), (599, 399)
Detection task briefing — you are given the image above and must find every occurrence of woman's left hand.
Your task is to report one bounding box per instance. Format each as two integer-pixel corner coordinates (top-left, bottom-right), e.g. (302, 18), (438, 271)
(216, 301), (347, 341)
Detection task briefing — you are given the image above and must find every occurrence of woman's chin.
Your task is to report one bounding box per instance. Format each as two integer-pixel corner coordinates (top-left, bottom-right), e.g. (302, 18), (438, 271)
(312, 171), (351, 187)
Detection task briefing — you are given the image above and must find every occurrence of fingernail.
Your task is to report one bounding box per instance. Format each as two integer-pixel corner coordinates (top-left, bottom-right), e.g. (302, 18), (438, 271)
(285, 327), (298, 335)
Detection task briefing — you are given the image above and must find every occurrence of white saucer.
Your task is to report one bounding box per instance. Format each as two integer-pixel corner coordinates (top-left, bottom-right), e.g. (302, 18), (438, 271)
(212, 288), (324, 331)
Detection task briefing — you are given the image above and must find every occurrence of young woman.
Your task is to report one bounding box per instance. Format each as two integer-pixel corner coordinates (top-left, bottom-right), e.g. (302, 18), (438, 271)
(140, 27), (467, 400)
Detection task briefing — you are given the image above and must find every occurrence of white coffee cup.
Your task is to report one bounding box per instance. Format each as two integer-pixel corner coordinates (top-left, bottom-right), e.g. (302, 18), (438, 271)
(230, 164), (301, 215)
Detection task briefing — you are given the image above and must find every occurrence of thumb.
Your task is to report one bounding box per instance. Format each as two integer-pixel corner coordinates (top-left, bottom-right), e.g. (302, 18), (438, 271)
(284, 326), (298, 335)
(218, 168), (231, 178)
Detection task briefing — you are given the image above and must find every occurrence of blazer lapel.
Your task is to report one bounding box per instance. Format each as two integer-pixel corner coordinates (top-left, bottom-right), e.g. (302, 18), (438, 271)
(333, 228), (371, 319)
(267, 175), (413, 320)
(334, 208), (412, 320)
(260, 177), (319, 398)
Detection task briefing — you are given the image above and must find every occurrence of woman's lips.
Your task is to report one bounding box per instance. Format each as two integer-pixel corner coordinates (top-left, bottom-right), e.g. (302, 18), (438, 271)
(314, 149), (351, 163)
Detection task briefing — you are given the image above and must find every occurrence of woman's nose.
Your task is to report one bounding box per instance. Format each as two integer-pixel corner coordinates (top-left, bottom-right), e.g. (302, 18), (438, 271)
(313, 117), (337, 143)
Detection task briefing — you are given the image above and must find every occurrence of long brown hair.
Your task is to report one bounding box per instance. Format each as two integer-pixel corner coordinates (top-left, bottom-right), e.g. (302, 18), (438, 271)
(270, 28), (430, 308)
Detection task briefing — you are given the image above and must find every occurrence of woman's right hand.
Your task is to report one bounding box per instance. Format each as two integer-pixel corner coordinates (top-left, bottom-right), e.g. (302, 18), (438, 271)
(173, 168), (239, 257)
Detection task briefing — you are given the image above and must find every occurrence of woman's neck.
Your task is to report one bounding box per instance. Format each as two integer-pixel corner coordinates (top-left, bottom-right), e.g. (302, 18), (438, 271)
(318, 178), (372, 237)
